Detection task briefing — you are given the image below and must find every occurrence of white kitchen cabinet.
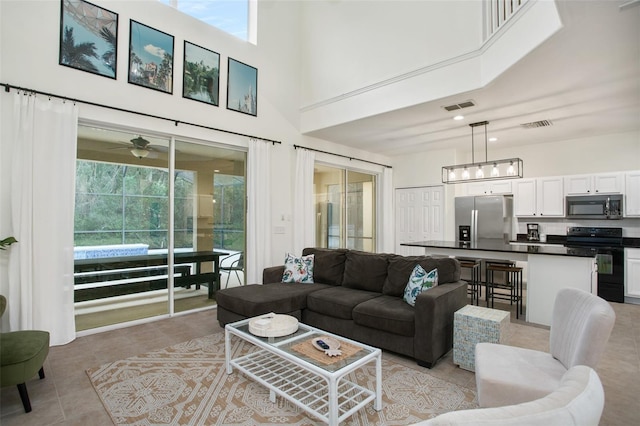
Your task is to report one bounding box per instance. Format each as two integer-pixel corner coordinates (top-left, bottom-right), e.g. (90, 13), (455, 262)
(537, 177), (565, 216)
(513, 179), (537, 216)
(595, 173), (623, 193)
(564, 175), (591, 195)
(513, 177), (564, 217)
(624, 171), (640, 217)
(625, 248), (640, 299)
(565, 173), (623, 195)
(465, 180), (512, 195)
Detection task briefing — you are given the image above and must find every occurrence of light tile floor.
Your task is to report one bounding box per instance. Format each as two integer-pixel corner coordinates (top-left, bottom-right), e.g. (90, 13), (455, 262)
(1, 300), (638, 425)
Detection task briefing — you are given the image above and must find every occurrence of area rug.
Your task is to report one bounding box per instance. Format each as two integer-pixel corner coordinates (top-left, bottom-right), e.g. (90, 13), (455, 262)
(87, 332), (477, 425)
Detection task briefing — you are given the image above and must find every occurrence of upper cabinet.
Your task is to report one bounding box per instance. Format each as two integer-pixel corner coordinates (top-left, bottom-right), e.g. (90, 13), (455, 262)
(537, 177), (565, 216)
(624, 171), (640, 217)
(513, 177), (564, 217)
(513, 179), (536, 217)
(465, 180), (512, 196)
(564, 173), (623, 195)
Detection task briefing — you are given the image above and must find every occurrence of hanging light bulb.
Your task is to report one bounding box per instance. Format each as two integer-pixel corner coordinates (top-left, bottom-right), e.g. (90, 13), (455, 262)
(491, 163), (500, 177)
(507, 160), (515, 176)
(462, 167), (470, 180)
(475, 165), (484, 178)
(449, 168), (456, 180)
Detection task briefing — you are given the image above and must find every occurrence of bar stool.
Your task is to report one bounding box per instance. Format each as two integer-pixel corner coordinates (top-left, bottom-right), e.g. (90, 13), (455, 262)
(483, 259), (515, 304)
(457, 257), (482, 305)
(486, 262), (524, 319)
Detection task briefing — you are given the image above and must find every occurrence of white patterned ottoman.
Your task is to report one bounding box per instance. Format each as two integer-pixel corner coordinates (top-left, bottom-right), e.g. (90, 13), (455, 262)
(453, 305), (510, 372)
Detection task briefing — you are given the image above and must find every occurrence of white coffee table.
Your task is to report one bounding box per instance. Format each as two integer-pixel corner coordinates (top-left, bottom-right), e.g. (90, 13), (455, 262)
(225, 317), (382, 425)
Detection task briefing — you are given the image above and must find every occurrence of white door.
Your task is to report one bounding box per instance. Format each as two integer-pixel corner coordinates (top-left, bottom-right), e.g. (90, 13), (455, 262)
(395, 186), (444, 255)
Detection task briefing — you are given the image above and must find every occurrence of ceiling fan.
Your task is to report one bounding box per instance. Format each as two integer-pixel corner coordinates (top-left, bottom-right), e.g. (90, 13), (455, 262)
(110, 136), (167, 159)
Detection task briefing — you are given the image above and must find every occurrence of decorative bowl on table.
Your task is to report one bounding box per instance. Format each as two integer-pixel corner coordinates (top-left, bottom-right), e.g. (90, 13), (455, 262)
(248, 313), (298, 337)
(312, 336), (343, 356)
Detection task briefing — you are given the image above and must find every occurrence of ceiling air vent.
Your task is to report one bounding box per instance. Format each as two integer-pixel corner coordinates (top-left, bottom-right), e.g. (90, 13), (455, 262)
(443, 100), (476, 112)
(521, 120), (553, 129)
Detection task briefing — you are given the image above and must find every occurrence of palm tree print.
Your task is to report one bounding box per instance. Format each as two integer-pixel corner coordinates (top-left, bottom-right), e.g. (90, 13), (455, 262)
(99, 27), (117, 73)
(61, 26), (99, 73)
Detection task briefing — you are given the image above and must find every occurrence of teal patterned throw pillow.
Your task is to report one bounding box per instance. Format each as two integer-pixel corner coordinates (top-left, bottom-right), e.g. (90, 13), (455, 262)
(282, 253), (315, 283)
(403, 265), (438, 306)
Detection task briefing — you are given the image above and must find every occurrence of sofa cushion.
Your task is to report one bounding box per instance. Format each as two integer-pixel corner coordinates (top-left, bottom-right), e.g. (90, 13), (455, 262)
(403, 265), (438, 306)
(384, 255), (460, 297)
(353, 295), (415, 336)
(306, 287), (381, 320)
(342, 250), (390, 293)
(215, 283), (330, 318)
(302, 247), (347, 286)
(282, 253), (315, 283)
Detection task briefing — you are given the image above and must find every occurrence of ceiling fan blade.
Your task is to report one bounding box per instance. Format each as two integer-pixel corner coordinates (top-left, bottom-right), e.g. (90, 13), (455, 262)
(107, 144), (132, 150)
(149, 145), (169, 153)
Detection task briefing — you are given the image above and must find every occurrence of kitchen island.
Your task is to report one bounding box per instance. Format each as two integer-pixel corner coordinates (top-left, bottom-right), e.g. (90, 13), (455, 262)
(401, 240), (597, 326)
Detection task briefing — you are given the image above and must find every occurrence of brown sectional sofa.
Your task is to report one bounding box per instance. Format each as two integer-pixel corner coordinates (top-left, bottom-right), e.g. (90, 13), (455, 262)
(216, 247), (468, 368)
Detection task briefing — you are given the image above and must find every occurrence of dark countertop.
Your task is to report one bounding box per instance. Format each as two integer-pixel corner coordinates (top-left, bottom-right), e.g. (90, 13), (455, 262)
(401, 239), (597, 257)
(623, 237), (640, 248)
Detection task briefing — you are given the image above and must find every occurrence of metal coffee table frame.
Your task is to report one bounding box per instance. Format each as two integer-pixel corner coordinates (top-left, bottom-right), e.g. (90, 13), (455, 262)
(225, 318), (382, 425)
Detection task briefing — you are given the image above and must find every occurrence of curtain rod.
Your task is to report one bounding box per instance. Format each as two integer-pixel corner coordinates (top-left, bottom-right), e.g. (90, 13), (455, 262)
(1, 82), (282, 145)
(293, 144), (391, 168)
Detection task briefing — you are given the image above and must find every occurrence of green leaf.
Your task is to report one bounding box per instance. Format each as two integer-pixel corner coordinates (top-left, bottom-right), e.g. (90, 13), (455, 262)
(0, 237), (17, 250)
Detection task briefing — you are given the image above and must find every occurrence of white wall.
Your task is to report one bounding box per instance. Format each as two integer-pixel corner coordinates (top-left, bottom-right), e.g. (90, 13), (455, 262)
(298, 0), (563, 135)
(0, 0), (391, 267)
(299, 0), (481, 106)
(392, 130), (640, 188)
(489, 131), (640, 177)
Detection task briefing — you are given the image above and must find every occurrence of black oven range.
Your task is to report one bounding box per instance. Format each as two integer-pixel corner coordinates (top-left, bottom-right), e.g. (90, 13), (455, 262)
(565, 227), (624, 303)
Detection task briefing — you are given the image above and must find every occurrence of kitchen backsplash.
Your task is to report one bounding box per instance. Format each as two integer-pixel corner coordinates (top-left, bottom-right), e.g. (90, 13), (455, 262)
(516, 218), (640, 238)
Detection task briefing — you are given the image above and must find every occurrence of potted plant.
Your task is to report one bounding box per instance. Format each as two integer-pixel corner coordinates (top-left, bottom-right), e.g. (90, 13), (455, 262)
(0, 237), (17, 250)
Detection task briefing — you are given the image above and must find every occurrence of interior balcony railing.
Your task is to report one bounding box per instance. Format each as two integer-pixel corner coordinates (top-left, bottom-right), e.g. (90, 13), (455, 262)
(485, 0), (529, 40)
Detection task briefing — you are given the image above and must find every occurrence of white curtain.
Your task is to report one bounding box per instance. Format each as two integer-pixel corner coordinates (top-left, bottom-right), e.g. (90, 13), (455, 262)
(246, 139), (271, 284)
(380, 167), (395, 253)
(4, 93), (77, 345)
(293, 148), (316, 254)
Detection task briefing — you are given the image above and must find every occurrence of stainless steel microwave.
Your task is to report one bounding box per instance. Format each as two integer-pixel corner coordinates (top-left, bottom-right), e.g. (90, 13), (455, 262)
(566, 194), (623, 219)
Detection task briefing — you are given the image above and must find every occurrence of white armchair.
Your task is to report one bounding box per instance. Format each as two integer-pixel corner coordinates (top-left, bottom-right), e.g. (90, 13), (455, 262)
(413, 365), (604, 426)
(474, 288), (615, 408)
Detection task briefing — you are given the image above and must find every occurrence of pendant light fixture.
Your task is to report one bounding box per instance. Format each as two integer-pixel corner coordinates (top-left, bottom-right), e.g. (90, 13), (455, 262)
(442, 121), (523, 184)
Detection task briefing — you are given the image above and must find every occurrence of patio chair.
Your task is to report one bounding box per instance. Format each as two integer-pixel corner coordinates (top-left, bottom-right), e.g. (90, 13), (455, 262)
(221, 252), (244, 288)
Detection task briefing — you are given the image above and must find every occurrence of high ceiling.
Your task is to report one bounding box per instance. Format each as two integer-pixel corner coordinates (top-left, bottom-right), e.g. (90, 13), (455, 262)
(304, 1), (640, 157)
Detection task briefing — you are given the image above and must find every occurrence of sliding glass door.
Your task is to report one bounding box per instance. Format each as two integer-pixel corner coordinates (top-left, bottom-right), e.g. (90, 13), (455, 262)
(314, 165), (376, 252)
(74, 125), (246, 330)
(173, 140), (246, 313)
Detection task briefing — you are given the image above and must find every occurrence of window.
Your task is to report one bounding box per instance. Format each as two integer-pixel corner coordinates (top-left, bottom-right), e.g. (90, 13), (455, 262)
(159, 0), (254, 43)
(75, 162), (177, 249)
(314, 165), (377, 252)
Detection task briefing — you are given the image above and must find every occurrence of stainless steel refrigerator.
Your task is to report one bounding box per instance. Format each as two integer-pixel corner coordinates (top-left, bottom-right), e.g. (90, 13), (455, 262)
(455, 195), (514, 243)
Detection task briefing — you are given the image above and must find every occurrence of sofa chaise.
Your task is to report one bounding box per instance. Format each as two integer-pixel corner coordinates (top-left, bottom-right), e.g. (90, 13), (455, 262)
(216, 247), (468, 368)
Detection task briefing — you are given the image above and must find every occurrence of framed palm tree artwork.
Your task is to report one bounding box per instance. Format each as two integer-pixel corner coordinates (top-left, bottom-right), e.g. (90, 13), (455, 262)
(59, 0), (118, 79)
(183, 41), (220, 106)
(128, 20), (174, 94)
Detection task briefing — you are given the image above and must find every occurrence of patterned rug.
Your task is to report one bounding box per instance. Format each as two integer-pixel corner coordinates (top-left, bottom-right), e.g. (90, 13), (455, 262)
(87, 332), (477, 425)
